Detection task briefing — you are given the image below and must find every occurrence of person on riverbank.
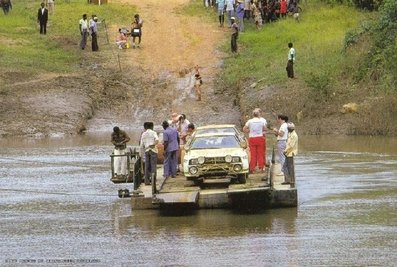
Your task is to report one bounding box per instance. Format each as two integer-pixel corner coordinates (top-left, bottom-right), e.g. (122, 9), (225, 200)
(47, 0), (54, 14)
(236, 0), (245, 32)
(131, 14), (143, 48)
(231, 17), (239, 53)
(194, 65), (203, 101)
(177, 114), (191, 146)
(111, 126), (131, 177)
(169, 112), (180, 130)
(1, 0), (12, 15)
(162, 121), (179, 179)
(140, 122), (159, 185)
(216, 0), (226, 27)
(225, 0), (235, 27)
(243, 108), (267, 173)
(89, 14), (99, 51)
(37, 2), (48, 35)
(282, 122), (298, 186)
(116, 28), (128, 49)
(280, 0), (287, 18)
(251, 0), (262, 29)
(286, 42), (295, 78)
(79, 14), (89, 50)
(273, 114), (288, 176)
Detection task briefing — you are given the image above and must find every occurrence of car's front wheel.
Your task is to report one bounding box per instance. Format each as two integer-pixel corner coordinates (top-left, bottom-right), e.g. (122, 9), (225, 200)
(237, 173), (247, 184)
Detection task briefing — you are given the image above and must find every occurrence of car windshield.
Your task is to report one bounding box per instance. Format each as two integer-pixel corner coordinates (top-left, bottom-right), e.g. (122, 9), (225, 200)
(191, 136), (240, 149)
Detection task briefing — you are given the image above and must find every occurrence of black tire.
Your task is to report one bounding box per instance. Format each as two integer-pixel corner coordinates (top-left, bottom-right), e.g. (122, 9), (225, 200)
(237, 173), (247, 184)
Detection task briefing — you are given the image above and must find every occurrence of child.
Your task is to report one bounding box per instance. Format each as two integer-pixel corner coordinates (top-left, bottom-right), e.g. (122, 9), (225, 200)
(194, 65), (203, 101)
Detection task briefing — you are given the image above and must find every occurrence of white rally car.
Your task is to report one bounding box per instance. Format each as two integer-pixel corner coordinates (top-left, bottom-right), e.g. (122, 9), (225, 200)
(183, 132), (249, 184)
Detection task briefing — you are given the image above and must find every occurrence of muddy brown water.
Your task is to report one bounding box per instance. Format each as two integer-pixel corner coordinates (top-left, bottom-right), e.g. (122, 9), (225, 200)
(0, 133), (396, 266)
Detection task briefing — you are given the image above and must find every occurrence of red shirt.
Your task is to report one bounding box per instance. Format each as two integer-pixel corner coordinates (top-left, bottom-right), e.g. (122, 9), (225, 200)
(280, 0), (287, 14)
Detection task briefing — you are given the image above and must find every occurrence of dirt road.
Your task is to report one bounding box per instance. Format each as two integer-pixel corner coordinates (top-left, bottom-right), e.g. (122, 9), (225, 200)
(86, 0), (242, 132)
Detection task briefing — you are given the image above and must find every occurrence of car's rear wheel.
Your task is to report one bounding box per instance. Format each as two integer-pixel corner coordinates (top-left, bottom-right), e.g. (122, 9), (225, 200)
(237, 173), (247, 184)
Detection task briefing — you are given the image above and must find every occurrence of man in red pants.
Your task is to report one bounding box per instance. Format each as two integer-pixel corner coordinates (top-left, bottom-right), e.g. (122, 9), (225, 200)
(243, 108), (268, 173)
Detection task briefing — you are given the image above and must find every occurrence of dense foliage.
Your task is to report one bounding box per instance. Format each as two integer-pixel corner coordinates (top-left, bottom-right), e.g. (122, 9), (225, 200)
(321, 0), (383, 10)
(345, 0), (397, 90)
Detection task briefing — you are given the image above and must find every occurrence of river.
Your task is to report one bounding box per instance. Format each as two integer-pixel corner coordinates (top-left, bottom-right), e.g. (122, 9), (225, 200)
(0, 134), (396, 266)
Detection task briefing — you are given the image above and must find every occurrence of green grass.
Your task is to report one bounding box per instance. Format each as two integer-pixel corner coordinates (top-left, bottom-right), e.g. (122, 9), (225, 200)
(219, 1), (367, 88)
(0, 0), (136, 74)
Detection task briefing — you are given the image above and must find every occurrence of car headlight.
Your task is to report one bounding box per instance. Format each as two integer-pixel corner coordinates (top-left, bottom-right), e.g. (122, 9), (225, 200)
(190, 158), (198, 165)
(225, 155), (232, 163)
(189, 166), (198, 175)
(198, 156), (205, 165)
(233, 164), (242, 172)
(232, 156), (241, 162)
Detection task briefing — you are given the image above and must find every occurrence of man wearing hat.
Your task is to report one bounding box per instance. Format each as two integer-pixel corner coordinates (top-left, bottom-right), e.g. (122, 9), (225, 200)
(230, 16), (239, 53)
(282, 122), (298, 186)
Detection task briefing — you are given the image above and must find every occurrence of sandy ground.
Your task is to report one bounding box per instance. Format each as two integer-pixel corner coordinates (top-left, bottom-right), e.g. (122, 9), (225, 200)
(84, 0), (242, 133)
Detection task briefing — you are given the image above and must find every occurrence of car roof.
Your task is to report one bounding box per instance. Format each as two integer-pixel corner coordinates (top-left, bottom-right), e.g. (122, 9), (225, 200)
(196, 124), (237, 130)
(194, 132), (237, 138)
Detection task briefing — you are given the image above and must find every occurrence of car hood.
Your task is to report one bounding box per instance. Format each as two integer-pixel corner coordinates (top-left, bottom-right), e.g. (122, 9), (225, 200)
(187, 148), (247, 158)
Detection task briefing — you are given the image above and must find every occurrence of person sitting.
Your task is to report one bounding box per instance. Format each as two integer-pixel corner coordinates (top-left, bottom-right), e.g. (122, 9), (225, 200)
(116, 28), (129, 49)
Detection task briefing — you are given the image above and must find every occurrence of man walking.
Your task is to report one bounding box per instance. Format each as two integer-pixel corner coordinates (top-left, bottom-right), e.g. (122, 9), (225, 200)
(243, 108), (267, 173)
(37, 2), (48, 35)
(286, 42), (295, 78)
(89, 14), (99, 51)
(162, 121), (179, 179)
(282, 122), (298, 187)
(79, 14), (89, 50)
(140, 122), (159, 185)
(111, 126), (130, 177)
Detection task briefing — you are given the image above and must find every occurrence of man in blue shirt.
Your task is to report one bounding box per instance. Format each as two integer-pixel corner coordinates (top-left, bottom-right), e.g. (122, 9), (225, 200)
(216, 0), (226, 27)
(162, 121), (179, 178)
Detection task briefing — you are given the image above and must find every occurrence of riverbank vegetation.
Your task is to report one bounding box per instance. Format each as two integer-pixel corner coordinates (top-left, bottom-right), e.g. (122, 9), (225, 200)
(185, 0), (396, 135)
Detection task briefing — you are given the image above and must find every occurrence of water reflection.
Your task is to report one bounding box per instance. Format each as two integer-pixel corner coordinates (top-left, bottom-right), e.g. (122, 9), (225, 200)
(111, 201), (298, 238)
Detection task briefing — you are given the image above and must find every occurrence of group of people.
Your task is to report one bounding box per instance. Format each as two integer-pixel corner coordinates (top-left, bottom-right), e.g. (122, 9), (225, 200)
(243, 108), (298, 186)
(79, 14), (99, 51)
(115, 14), (143, 49)
(111, 113), (196, 186)
(213, 0), (300, 29)
(111, 108), (298, 187)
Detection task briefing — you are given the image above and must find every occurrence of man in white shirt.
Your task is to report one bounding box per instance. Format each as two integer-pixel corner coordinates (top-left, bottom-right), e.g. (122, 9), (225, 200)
(225, 0), (235, 27)
(79, 14), (89, 50)
(286, 42), (295, 78)
(243, 108), (267, 173)
(140, 122), (159, 185)
(273, 114), (289, 176)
